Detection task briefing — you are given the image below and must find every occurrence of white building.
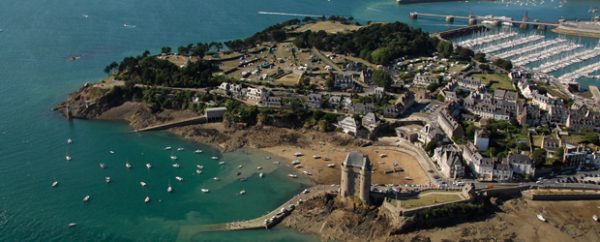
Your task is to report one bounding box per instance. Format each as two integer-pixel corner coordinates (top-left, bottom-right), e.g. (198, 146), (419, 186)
(474, 129), (490, 151)
(338, 116), (359, 136)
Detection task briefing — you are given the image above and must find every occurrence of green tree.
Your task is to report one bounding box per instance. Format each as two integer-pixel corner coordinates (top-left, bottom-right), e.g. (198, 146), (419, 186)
(372, 70), (392, 88)
(532, 148), (547, 167)
(161, 47), (172, 54)
(437, 40), (453, 58)
(493, 58), (513, 71)
(474, 52), (486, 62)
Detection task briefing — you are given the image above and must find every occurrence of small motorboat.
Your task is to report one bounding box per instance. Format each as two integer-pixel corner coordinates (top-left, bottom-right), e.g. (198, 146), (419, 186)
(218, 161), (225, 165)
(146, 163), (152, 169)
(65, 155), (72, 161)
(167, 185), (173, 193)
(288, 174), (298, 178)
(327, 163), (335, 168)
(259, 172), (264, 178)
(52, 180), (59, 187)
(105, 177), (111, 183)
(196, 165), (204, 169)
(164, 146), (172, 150)
(291, 160), (301, 165)
(83, 195), (90, 203)
(144, 196), (150, 203)
(211, 156), (219, 160)
(303, 170), (312, 176)
(177, 147), (184, 151)
(175, 176), (184, 182)
(196, 169), (202, 174)
(239, 190), (246, 195)
(593, 215), (598, 222)
(67, 138), (72, 144)
(537, 214), (546, 222)
(194, 149), (203, 154)
(140, 181), (147, 187)
(213, 177), (220, 181)
(312, 154), (321, 159)
(109, 150), (115, 154)
(201, 188), (210, 193)
(172, 163), (180, 168)
(125, 162), (132, 169)
(294, 152), (303, 157)
(237, 165), (243, 169)
(99, 163), (107, 169)
(170, 155), (178, 161)
(257, 166), (262, 170)
(68, 223), (77, 228)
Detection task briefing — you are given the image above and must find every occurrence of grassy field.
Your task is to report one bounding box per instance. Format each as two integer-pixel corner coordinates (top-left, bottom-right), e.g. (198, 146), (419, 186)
(472, 73), (516, 91)
(397, 191), (465, 209)
(294, 21), (362, 34)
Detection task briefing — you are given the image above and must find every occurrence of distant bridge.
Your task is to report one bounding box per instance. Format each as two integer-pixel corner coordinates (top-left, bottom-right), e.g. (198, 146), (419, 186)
(410, 12), (559, 28)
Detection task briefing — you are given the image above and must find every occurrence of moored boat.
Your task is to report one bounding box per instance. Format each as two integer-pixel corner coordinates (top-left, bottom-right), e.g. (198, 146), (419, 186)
(593, 215), (598, 222)
(125, 162), (132, 169)
(175, 176), (183, 182)
(144, 196), (150, 203)
(68, 223), (77, 228)
(194, 149), (203, 154)
(201, 188), (210, 193)
(259, 172), (264, 178)
(105, 177), (111, 183)
(65, 155), (72, 161)
(172, 163), (180, 168)
(239, 190), (246, 195)
(67, 138), (72, 144)
(211, 156), (219, 160)
(146, 163), (152, 169)
(170, 155), (178, 160)
(164, 146), (172, 150)
(195, 169), (202, 174)
(213, 177), (220, 181)
(288, 174), (298, 178)
(140, 181), (147, 187)
(83, 195), (90, 203)
(537, 213), (546, 222)
(52, 180), (59, 187)
(99, 163), (106, 169)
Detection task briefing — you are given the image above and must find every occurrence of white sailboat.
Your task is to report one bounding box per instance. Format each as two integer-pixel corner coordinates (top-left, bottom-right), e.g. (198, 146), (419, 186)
(201, 188), (210, 193)
(195, 169), (202, 174)
(65, 155), (72, 161)
(288, 174), (298, 178)
(211, 156), (219, 160)
(105, 176), (111, 183)
(177, 147), (184, 151)
(140, 181), (147, 187)
(167, 182), (173, 193)
(99, 163), (106, 169)
(194, 149), (203, 154)
(170, 155), (178, 160)
(213, 177), (220, 181)
(52, 180), (59, 187)
(164, 146), (172, 150)
(175, 176), (184, 182)
(125, 162), (132, 169)
(172, 163), (180, 168)
(259, 172), (264, 178)
(145, 163), (152, 169)
(83, 195), (90, 203)
(67, 138), (72, 144)
(196, 165), (204, 169)
(218, 161), (225, 165)
(144, 196), (150, 203)
(68, 223), (77, 228)
(239, 190), (246, 195)
(109, 150), (115, 154)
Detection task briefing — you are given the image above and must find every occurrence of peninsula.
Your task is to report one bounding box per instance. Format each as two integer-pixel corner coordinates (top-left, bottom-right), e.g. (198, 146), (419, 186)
(56, 17), (600, 241)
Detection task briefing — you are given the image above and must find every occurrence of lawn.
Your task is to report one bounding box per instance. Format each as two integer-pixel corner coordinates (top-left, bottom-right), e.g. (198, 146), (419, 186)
(397, 191), (465, 209)
(472, 73), (516, 91)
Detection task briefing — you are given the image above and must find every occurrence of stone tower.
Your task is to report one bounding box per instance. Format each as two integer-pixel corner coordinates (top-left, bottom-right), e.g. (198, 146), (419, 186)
(340, 152), (372, 204)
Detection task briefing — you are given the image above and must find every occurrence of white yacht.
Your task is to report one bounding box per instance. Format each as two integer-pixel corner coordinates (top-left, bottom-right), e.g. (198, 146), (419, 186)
(140, 181), (147, 187)
(109, 150), (115, 154)
(146, 163), (152, 169)
(175, 176), (184, 182)
(593, 215), (598, 222)
(170, 155), (178, 161)
(65, 155), (72, 161)
(167, 184), (173, 193)
(259, 172), (264, 178)
(144, 196), (150, 203)
(211, 156), (219, 160)
(194, 149), (203, 154)
(67, 138), (72, 144)
(164, 146), (172, 150)
(52, 180), (59, 187)
(68, 223), (77, 228)
(99, 163), (106, 169)
(213, 177), (220, 181)
(105, 177), (111, 183)
(294, 152), (303, 157)
(327, 163), (335, 168)
(257, 166), (262, 170)
(239, 190), (246, 195)
(312, 154), (321, 159)
(218, 161), (225, 165)
(125, 162), (132, 169)
(195, 169), (202, 174)
(196, 165), (204, 169)
(172, 163), (180, 168)
(201, 188), (210, 193)
(177, 147), (184, 151)
(537, 214), (546, 222)
(291, 160), (301, 165)
(288, 174), (298, 178)
(303, 170), (312, 176)
(83, 195), (90, 203)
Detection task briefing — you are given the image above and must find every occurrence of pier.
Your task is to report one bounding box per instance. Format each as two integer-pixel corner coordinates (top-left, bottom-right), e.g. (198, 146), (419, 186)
(512, 42), (582, 66)
(559, 61), (600, 82)
(176, 185), (338, 239)
(479, 34), (545, 54)
(496, 38), (566, 59)
(457, 31), (517, 49)
(536, 46), (600, 74)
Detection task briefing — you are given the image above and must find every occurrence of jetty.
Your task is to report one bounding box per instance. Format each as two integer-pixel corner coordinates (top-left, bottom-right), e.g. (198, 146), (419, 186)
(536, 46), (600, 73)
(176, 185), (338, 240)
(135, 115), (207, 132)
(559, 61), (600, 82)
(479, 34), (544, 54)
(496, 38), (566, 59)
(409, 12), (559, 28)
(512, 42), (582, 66)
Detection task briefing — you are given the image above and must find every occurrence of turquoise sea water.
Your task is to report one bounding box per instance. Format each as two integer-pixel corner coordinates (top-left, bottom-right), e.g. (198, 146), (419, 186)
(0, 0), (598, 241)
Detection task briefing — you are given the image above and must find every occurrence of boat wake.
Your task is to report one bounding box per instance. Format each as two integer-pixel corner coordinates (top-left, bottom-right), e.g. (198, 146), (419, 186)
(258, 11), (321, 18)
